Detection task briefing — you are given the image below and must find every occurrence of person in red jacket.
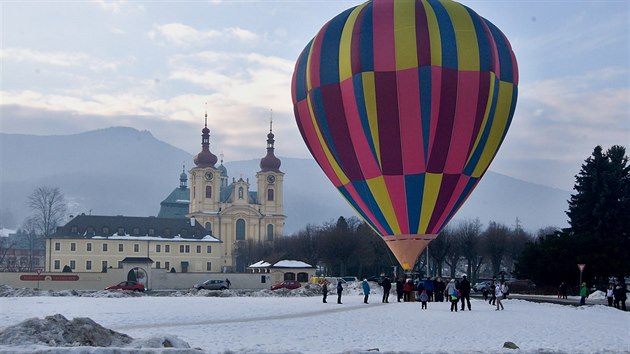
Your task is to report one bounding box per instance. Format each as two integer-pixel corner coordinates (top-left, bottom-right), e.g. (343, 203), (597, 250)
(403, 279), (413, 302)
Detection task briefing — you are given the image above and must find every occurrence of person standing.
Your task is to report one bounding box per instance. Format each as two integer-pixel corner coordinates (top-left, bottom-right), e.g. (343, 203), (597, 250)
(225, 278), (231, 289)
(495, 282), (504, 311)
(419, 290), (429, 309)
(381, 276), (392, 303)
(445, 279), (458, 312)
(489, 280), (497, 306)
(436, 278), (445, 302)
(337, 280), (343, 304)
(606, 285), (614, 307)
(579, 282), (588, 306)
(396, 278), (404, 302)
(362, 279), (371, 304)
(459, 275), (471, 311)
(403, 279), (413, 302)
(560, 282), (568, 299)
(322, 281), (329, 303)
(620, 282), (627, 311)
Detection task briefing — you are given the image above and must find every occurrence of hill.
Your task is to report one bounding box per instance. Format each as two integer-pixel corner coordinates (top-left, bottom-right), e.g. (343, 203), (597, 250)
(0, 127), (570, 233)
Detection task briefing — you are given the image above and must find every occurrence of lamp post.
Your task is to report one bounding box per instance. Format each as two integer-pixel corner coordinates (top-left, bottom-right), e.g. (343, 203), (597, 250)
(578, 263), (585, 288)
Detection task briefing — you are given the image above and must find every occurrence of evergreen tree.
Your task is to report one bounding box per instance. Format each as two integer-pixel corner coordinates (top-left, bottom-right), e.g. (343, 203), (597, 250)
(566, 145), (630, 280)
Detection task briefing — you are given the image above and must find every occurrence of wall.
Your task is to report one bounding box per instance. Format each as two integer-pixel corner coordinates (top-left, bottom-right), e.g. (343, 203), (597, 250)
(0, 270), (274, 291)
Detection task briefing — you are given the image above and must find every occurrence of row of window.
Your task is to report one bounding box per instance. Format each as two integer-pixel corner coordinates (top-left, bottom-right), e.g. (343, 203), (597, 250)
(52, 260), (213, 272)
(54, 242), (212, 254)
(69, 226), (193, 237)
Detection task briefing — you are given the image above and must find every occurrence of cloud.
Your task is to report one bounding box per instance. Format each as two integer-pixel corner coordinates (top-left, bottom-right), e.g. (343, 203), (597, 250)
(151, 23), (259, 47)
(0, 48), (119, 71)
(492, 67), (629, 189)
(93, 0), (144, 14)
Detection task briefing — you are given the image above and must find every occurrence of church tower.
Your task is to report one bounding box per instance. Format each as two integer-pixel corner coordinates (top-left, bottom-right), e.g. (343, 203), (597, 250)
(188, 112), (220, 233)
(256, 111), (285, 241)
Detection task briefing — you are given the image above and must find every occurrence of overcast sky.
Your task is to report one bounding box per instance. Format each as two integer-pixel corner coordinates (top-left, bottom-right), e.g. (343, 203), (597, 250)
(1, 0), (628, 191)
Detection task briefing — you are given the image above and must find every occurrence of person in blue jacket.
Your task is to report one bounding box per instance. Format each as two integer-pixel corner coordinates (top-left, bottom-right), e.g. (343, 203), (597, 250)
(362, 279), (371, 304)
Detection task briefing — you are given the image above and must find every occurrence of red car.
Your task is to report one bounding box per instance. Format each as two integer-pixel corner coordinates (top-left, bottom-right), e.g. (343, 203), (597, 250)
(106, 281), (145, 292)
(271, 280), (301, 290)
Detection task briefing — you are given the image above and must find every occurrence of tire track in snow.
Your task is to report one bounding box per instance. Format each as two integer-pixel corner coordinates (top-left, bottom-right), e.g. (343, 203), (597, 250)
(113, 302), (387, 330)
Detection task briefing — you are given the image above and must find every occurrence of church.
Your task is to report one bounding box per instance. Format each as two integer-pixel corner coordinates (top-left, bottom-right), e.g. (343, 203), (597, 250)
(159, 113), (286, 272)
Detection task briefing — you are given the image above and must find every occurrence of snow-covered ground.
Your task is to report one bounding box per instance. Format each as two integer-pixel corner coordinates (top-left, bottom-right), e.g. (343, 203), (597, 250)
(0, 284), (628, 354)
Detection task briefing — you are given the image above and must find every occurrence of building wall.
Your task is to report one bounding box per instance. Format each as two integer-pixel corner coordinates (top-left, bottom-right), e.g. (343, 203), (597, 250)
(46, 238), (223, 273)
(188, 165), (286, 271)
(0, 270), (280, 291)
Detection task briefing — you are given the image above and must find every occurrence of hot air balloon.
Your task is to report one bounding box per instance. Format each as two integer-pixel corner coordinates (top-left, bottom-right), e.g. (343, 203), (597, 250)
(291, 0), (518, 270)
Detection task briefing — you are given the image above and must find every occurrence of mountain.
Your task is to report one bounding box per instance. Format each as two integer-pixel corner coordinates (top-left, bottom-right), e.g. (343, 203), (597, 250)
(0, 127), (570, 233)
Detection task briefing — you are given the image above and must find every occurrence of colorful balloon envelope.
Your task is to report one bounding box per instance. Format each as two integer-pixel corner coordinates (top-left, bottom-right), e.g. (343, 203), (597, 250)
(291, 0), (518, 270)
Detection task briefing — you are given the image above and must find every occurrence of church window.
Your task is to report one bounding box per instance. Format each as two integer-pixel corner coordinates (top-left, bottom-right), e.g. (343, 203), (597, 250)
(236, 219), (246, 240)
(206, 186), (212, 198)
(267, 224), (274, 241)
(267, 188), (274, 201)
(238, 187), (244, 199)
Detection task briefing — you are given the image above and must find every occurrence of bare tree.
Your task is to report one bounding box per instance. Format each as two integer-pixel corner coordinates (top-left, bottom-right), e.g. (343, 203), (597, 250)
(458, 218), (484, 282)
(444, 226), (465, 278)
(19, 216), (43, 272)
(428, 227), (451, 277)
(483, 221), (510, 276)
(27, 186), (67, 238)
(504, 220), (533, 275)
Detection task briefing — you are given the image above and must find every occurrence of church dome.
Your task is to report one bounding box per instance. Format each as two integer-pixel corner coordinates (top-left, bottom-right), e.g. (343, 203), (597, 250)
(260, 131), (281, 172)
(194, 114), (217, 168)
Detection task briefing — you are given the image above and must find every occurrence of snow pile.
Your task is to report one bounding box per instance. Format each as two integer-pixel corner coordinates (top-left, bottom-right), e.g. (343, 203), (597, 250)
(0, 285), (144, 298)
(0, 314), (133, 347)
(589, 290), (606, 300)
(0, 314), (198, 352)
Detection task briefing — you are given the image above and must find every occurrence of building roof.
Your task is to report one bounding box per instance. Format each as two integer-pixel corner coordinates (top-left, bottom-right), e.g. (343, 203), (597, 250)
(248, 259), (314, 269)
(52, 214), (220, 242)
(157, 186), (190, 218)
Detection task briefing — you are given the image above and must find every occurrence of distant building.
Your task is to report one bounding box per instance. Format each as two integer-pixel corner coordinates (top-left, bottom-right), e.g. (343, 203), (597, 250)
(157, 166), (190, 219)
(158, 113), (286, 272)
(0, 228), (45, 272)
(46, 214), (221, 274)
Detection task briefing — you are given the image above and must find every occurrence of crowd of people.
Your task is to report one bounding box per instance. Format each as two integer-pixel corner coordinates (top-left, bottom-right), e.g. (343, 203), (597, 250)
(321, 275), (628, 311)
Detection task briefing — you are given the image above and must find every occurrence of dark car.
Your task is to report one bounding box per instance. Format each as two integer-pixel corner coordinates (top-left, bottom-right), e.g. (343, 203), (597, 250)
(194, 279), (229, 290)
(105, 281), (145, 292)
(271, 280), (302, 290)
(506, 279), (536, 292)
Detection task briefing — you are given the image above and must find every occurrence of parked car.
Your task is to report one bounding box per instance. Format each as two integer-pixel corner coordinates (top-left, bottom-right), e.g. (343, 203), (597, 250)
(194, 279), (229, 290)
(473, 281), (493, 293)
(506, 279), (536, 292)
(105, 281), (145, 292)
(271, 280), (302, 290)
(338, 276), (358, 283)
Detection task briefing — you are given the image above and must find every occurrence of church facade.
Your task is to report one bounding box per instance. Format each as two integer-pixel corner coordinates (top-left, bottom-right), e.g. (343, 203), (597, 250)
(160, 114), (286, 272)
